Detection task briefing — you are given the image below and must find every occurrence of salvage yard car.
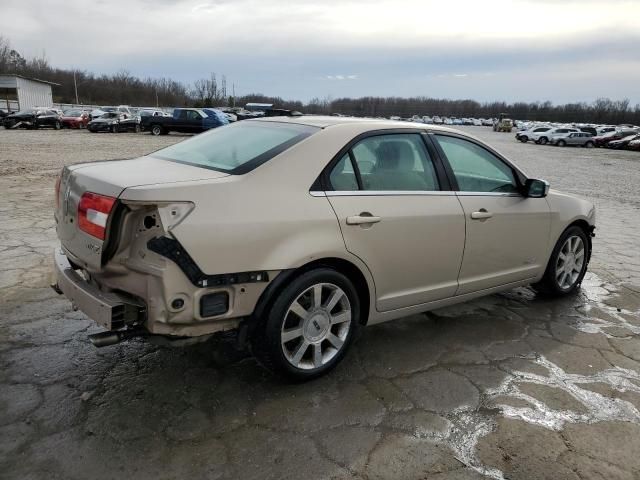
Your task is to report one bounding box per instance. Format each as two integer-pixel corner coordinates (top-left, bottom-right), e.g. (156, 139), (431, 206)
(52, 117), (596, 380)
(593, 129), (639, 147)
(3, 107), (62, 129)
(606, 133), (640, 150)
(146, 107), (227, 135)
(88, 112), (141, 133)
(61, 109), (91, 129)
(549, 131), (595, 148)
(515, 126), (551, 143)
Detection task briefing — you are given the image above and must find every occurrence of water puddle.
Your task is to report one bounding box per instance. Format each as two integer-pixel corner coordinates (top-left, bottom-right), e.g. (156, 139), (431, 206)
(423, 273), (640, 479)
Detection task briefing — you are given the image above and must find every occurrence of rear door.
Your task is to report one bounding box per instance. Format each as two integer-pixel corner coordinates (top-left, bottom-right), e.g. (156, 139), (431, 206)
(567, 133), (579, 145)
(324, 132), (466, 312)
(432, 133), (551, 295)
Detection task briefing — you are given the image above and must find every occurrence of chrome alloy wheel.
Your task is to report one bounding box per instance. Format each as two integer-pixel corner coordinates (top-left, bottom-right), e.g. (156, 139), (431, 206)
(281, 283), (352, 370)
(555, 235), (585, 290)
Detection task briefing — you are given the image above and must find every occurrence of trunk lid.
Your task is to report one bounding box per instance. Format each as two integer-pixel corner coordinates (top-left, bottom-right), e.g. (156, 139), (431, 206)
(56, 156), (228, 270)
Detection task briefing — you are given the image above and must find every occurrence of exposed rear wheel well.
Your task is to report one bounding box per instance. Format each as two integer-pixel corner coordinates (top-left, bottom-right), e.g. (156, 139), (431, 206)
(252, 258), (371, 328)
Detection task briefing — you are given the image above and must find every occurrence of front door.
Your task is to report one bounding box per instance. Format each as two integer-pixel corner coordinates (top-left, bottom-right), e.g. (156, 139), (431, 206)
(432, 133), (551, 295)
(325, 133), (466, 312)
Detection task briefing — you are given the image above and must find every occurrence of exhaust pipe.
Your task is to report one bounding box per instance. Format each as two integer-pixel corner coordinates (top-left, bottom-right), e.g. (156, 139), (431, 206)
(89, 328), (146, 347)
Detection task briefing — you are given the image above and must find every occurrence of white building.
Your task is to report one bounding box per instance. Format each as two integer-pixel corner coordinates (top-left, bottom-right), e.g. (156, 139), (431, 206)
(0, 74), (58, 111)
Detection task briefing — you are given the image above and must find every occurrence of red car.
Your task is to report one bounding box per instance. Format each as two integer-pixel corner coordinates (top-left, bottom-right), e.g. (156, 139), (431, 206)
(592, 129), (638, 147)
(61, 109), (90, 129)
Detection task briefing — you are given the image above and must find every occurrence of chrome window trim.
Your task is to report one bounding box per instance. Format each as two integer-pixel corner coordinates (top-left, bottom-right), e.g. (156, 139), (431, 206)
(315, 190), (456, 197)
(311, 190), (523, 197)
(456, 192), (522, 197)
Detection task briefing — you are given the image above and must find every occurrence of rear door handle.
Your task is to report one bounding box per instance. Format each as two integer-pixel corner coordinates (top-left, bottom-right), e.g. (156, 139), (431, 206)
(346, 214), (382, 225)
(470, 209), (493, 220)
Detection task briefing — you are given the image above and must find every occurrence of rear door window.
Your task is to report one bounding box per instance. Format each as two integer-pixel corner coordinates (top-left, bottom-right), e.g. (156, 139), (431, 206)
(327, 134), (440, 192)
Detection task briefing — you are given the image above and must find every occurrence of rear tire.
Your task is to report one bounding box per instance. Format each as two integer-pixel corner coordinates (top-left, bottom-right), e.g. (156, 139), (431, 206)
(538, 136), (548, 145)
(110, 124), (118, 133)
(532, 226), (590, 297)
(557, 140), (566, 147)
(585, 141), (594, 148)
(151, 124), (162, 136)
(251, 268), (360, 381)
(54, 120), (61, 130)
(134, 124), (141, 133)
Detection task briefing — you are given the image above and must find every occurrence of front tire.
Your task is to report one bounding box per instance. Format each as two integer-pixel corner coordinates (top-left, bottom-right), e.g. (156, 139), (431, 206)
(533, 226), (590, 297)
(557, 140), (566, 147)
(585, 141), (594, 148)
(519, 136), (528, 143)
(251, 268), (360, 381)
(54, 120), (61, 130)
(538, 136), (548, 145)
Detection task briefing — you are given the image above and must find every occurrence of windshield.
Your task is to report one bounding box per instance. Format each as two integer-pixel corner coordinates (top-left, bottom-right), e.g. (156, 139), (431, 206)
(102, 107), (117, 112)
(152, 121), (318, 174)
(16, 109), (37, 115)
(64, 110), (82, 116)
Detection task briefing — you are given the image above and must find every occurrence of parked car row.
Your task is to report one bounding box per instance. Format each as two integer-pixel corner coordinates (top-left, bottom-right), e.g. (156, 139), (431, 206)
(398, 115), (495, 126)
(2, 103), (296, 135)
(2, 105), (223, 135)
(513, 123), (640, 150)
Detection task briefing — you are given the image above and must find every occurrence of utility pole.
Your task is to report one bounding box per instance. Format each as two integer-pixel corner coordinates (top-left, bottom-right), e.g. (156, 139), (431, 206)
(232, 83), (235, 107)
(155, 88), (159, 108)
(73, 70), (79, 105)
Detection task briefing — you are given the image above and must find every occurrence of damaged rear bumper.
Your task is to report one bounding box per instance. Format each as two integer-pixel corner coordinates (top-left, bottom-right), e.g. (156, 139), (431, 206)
(52, 248), (145, 330)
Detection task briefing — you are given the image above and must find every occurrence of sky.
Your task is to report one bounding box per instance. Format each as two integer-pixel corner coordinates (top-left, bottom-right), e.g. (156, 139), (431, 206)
(1, 0), (639, 104)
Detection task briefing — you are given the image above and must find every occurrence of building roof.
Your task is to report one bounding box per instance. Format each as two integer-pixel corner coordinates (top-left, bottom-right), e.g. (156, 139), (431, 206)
(0, 74), (60, 86)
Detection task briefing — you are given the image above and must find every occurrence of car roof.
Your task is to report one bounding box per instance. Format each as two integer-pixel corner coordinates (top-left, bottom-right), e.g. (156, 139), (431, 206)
(252, 114), (462, 133)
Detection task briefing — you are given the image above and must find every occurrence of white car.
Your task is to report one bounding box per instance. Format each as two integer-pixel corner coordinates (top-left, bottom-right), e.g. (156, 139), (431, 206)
(516, 126), (552, 143)
(536, 127), (581, 145)
(52, 117), (596, 379)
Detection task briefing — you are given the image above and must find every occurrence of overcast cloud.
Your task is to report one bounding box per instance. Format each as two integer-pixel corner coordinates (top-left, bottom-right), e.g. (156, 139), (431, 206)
(1, 0), (638, 103)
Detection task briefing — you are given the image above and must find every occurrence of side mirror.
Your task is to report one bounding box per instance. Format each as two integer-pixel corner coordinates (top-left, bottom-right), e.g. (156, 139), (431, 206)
(524, 178), (549, 198)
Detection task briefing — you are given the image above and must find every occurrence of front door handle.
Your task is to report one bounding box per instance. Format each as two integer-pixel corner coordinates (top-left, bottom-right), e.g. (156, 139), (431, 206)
(470, 209), (493, 220)
(346, 213), (382, 225)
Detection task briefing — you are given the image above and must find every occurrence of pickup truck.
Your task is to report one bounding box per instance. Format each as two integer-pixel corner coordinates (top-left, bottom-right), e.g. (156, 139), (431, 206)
(147, 108), (227, 135)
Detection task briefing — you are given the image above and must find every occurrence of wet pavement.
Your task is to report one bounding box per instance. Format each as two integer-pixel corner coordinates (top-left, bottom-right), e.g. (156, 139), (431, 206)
(1, 126), (640, 479)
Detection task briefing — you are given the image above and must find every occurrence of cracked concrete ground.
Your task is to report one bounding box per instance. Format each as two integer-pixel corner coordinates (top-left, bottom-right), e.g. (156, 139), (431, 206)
(1, 127), (640, 479)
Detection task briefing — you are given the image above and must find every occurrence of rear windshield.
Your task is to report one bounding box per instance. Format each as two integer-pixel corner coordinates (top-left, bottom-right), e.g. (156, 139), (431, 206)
(152, 121), (318, 174)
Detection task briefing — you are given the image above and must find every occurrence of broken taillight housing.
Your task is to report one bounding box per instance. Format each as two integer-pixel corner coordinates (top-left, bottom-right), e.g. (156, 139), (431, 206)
(78, 192), (116, 240)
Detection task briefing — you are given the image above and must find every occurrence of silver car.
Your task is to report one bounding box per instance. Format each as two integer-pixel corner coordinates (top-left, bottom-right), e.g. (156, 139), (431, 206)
(549, 131), (595, 148)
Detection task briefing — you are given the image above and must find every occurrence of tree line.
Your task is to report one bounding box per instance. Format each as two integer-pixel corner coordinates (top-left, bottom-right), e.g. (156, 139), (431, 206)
(1, 35), (639, 124)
